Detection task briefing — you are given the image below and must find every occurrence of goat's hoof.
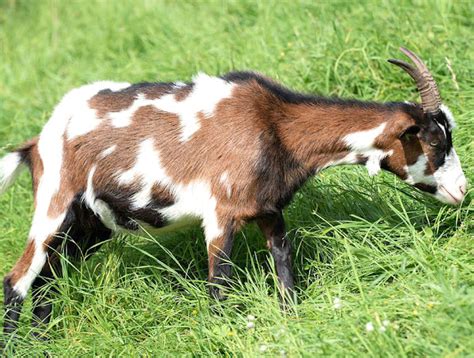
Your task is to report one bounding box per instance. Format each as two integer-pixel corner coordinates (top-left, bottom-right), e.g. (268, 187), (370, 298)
(32, 330), (50, 342)
(209, 286), (227, 302)
(278, 291), (298, 313)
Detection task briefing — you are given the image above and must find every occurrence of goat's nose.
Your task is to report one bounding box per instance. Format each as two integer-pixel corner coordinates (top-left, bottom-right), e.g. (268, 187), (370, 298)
(458, 176), (468, 195)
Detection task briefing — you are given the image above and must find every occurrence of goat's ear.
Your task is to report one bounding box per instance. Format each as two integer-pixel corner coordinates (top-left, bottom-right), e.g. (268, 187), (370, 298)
(399, 124), (420, 140)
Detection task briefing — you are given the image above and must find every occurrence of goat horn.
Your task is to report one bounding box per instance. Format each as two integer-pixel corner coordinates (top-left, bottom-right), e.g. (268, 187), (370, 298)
(388, 47), (441, 115)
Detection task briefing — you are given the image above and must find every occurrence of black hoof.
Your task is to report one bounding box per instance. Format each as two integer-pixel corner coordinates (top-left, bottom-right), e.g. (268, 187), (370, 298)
(209, 285), (227, 302)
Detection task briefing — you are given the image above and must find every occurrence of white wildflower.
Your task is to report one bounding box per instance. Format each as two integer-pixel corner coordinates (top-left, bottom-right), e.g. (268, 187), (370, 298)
(276, 327), (286, 337)
(247, 315), (256, 321)
(280, 349), (287, 356)
(379, 326), (386, 333)
(382, 319), (390, 327)
(365, 322), (374, 332)
(259, 344), (268, 353)
(246, 321), (255, 329)
(333, 297), (342, 309)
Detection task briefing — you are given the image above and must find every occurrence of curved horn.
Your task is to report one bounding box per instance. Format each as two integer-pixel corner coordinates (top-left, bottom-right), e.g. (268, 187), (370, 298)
(388, 47), (441, 115)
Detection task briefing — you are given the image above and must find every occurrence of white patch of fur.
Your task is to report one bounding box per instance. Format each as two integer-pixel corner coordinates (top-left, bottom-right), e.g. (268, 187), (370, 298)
(99, 145), (117, 159)
(84, 165), (117, 230)
(29, 214), (66, 245)
(160, 180), (222, 246)
(154, 73), (235, 142)
(65, 81), (131, 139)
(116, 138), (222, 243)
(189, 73), (235, 116)
(440, 104), (456, 130)
(432, 149), (467, 204)
(15, 213), (66, 298)
(436, 121), (447, 137)
(104, 74), (234, 141)
(219, 171), (232, 198)
(344, 123), (387, 149)
(13, 243), (46, 298)
(343, 122), (391, 176)
(404, 154), (435, 185)
(404, 151), (467, 205)
(109, 94), (150, 127)
(366, 149), (393, 176)
(117, 138), (170, 208)
(0, 152), (25, 195)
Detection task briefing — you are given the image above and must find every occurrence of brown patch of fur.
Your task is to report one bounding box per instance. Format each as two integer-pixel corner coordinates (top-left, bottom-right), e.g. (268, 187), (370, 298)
(47, 134), (84, 218)
(151, 183), (174, 206)
(174, 85), (193, 102)
(421, 142), (440, 176)
(29, 144), (44, 207)
(206, 220), (242, 280)
(371, 113), (425, 178)
(207, 237), (224, 279)
(89, 83), (192, 120)
(89, 91), (136, 118)
(141, 85), (174, 100)
(14, 138), (44, 207)
(278, 99), (393, 171)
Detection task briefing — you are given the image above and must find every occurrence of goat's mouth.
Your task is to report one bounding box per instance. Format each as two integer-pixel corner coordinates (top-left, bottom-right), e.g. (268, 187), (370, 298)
(435, 185), (464, 205)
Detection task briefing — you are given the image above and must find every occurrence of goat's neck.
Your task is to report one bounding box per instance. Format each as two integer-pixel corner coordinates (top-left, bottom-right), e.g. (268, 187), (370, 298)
(276, 101), (397, 176)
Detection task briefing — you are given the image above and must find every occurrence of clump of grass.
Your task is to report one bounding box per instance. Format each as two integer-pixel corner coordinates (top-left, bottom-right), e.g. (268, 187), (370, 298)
(1, 0), (473, 356)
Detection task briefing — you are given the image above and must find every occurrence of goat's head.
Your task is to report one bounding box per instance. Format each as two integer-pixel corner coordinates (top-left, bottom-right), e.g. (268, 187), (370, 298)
(381, 48), (467, 205)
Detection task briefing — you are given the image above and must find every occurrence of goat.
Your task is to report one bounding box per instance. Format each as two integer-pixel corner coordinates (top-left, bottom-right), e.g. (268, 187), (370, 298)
(0, 48), (467, 336)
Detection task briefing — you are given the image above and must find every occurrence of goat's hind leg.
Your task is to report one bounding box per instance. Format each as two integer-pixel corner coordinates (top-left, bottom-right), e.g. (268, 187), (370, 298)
(3, 238), (48, 336)
(3, 198), (72, 337)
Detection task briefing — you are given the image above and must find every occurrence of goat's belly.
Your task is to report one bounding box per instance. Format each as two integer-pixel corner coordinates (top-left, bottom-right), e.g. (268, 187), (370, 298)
(86, 179), (220, 238)
(89, 198), (201, 235)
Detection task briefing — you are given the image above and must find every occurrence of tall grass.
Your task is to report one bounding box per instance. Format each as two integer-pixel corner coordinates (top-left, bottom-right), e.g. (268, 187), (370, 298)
(0, 0), (473, 356)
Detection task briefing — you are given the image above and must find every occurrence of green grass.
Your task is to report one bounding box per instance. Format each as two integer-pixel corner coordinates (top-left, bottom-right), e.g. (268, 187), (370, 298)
(1, 0), (473, 356)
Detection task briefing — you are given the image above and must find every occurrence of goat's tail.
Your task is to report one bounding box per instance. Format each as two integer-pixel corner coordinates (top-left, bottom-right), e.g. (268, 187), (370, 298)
(0, 138), (37, 195)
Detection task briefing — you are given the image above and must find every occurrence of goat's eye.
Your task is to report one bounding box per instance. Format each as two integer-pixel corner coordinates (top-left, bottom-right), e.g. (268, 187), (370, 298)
(430, 141), (440, 147)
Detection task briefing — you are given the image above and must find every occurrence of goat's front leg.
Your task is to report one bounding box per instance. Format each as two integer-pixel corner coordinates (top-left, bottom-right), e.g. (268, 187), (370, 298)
(206, 221), (237, 301)
(257, 211), (295, 302)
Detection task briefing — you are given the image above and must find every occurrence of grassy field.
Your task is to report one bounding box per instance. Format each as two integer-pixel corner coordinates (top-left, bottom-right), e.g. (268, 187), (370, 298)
(0, 0), (473, 356)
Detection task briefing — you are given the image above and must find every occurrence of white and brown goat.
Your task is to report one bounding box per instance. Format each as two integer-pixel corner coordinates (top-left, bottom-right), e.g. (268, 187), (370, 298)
(0, 48), (468, 335)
